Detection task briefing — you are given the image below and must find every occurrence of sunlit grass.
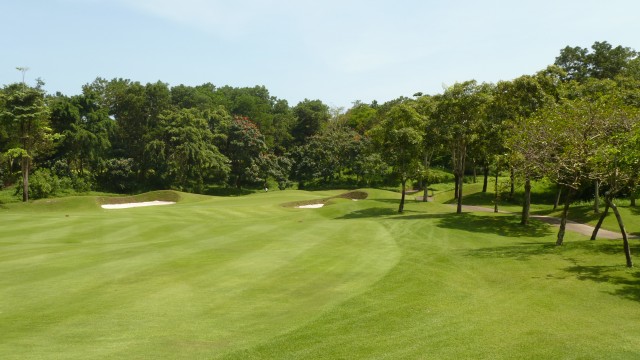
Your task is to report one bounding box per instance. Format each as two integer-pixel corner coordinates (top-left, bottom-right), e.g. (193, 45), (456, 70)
(2, 188), (640, 359)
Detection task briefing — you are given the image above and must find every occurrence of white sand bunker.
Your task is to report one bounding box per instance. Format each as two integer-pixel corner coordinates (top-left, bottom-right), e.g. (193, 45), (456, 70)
(296, 203), (325, 209)
(101, 201), (176, 209)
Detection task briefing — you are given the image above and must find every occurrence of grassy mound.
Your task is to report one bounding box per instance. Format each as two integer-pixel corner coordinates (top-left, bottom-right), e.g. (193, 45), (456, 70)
(282, 190), (368, 208)
(98, 190), (183, 205)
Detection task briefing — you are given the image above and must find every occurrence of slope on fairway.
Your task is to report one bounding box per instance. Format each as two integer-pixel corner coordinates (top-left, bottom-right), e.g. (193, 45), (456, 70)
(225, 193), (640, 359)
(0, 190), (399, 359)
(3, 188), (640, 359)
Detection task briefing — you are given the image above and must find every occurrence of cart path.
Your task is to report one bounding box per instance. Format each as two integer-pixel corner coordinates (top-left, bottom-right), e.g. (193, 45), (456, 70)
(447, 204), (629, 240)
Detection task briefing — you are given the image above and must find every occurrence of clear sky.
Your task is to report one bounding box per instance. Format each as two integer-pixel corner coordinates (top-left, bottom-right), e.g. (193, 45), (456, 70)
(2, 0), (640, 108)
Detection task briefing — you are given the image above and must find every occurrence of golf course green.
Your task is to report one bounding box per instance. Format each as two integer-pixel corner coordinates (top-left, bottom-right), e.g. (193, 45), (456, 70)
(1, 188), (640, 359)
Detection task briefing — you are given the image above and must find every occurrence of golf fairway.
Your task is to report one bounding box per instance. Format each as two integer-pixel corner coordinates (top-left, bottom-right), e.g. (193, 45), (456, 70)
(2, 189), (640, 359)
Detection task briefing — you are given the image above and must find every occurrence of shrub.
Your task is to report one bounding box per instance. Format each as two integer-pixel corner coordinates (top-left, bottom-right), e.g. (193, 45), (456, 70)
(15, 168), (60, 199)
(97, 158), (137, 193)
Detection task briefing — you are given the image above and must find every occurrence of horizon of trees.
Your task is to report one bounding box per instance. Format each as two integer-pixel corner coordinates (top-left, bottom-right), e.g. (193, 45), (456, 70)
(2, 40), (640, 265)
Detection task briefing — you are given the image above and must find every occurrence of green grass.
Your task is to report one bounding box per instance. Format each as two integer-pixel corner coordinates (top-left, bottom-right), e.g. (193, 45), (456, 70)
(453, 178), (640, 236)
(2, 188), (640, 358)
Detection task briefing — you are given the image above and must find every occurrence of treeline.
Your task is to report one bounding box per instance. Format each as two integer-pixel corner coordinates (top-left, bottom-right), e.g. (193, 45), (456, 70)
(2, 41), (640, 254)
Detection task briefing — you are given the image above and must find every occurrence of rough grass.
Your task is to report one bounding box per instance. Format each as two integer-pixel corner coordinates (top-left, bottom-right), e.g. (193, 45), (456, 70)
(2, 188), (640, 359)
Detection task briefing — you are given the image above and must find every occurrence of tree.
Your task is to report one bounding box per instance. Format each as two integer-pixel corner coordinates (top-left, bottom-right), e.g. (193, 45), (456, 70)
(0, 82), (52, 201)
(150, 109), (230, 192)
(49, 91), (114, 177)
(529, 87), (629, 245)
(586, 95), (639, 267)
(290, 124), (363, 186)
(344, 101), (379, 134)
(434, 81), (492, 213)
(371, 103), (424, 213)
(414, 95), (442, 202)
(555, 41), (638, 81)
(223, 116), (269, 189)
(498, 73), (556, 224)
(291, 99), (330, 145)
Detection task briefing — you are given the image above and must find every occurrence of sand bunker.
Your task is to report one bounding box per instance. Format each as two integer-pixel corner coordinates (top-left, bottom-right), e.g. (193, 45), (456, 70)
(101, 201), (176, 209)
(296, 203), (325, 209)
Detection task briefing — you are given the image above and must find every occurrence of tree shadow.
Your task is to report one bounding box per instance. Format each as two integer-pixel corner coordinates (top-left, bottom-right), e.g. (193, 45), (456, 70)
(465, 243), (557, 261)
(566, 240), (638, 256)
(203, 187), (254, 197)
(370, 198), (404, 205)
(563, 265), (640, 302)
(335, 207), (440, 220)
(436, 213), (554, 238)
(335, 207), (398, 219)
(444, 191), (512, 206)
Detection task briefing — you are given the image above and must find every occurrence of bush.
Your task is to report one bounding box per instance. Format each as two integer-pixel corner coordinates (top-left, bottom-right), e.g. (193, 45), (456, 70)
(97, 158), (137, 193)
(15, 168), (60, 199)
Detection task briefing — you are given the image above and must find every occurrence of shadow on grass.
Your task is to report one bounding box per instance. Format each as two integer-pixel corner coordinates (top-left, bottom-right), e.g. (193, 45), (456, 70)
(437, 213), (554, 238)
(444, 191), (511, 206)
(564, 265), (640, 302)
(336, 207), (555, 241)
(335, 207), (439, 220)
(203, 187), (255, 197)
(466, 243), (557, 261)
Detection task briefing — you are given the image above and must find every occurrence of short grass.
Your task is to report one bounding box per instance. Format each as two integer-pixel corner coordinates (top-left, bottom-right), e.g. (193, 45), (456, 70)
(453, 179), (640, 236)
(2, 187), (640, 359)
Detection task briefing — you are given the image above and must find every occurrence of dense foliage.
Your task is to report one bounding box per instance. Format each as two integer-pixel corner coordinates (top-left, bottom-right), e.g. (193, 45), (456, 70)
(2, 42), (640, 255)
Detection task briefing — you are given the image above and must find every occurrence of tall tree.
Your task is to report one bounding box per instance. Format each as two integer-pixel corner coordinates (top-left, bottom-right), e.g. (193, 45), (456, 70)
(434, 81), (492, 213)
(555, 41), (638, 81)
(371, 103), (424, 213)
(0, 82), (52, 201)
(223, 116), (269, 189)
(498, 73), (556, 224)
(291, 99), (330, 145)
(586, 93), (639, 267)
(151, 109), (230, 191)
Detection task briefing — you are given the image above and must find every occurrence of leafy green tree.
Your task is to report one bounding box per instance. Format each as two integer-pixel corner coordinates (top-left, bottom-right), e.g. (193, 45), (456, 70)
(223, 116), (268, 188)
(344, 101), (379, 134)
(0, 82), (53, 201)
(291, 99), (330, 145)
(555, 41), (638, 81)
(290, 124), (363, 186)
(414, 95), (443, 202)
(371, 103), (424, 213)
(498, 73), (556, 224)
(434, 81), (492, 213)
(528, 88), (631, 245)
(171, 83), (217, 111)
(585, 95), (639, 267)
(49, 91), (114, 177)
(152, 109), (230, 192)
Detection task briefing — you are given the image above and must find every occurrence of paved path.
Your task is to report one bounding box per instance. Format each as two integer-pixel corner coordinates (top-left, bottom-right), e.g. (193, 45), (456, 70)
(447, 204), (625, 240)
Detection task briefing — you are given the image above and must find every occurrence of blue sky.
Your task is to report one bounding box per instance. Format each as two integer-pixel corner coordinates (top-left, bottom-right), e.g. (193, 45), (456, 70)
(2, 0), (639, 108)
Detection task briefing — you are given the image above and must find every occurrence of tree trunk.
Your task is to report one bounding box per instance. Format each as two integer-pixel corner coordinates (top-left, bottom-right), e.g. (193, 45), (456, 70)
(556, 189), (572, 246)
(482, 165), (489, 193)
(594, 180), (600, 214)
(591, 202), (610, 240)
(422, 154), (430, 202)
(521, 177), (531, 225)
(454, 174), (459, 200)
(456, 172), (464, 214)
(509, 166), (515, 200)
(472, 159), (477, 183)
(494, 169), (500, 213)
(607, 198), (633, 268)
(553, 185), (562, 210)
(631, 194), (637, 207)
(399, 178), (407, 213)
(22, 156), (29, 202)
